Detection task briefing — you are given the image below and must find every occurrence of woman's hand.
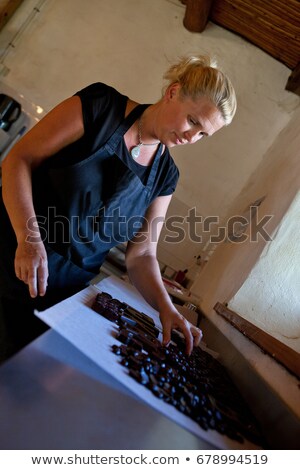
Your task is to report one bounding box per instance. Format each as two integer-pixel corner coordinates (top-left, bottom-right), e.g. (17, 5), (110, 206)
(159, 307), (203, 355)
(14, 239), (48, 298)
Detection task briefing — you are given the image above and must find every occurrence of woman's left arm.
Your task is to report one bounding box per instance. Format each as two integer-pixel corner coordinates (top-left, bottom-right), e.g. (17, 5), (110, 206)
(125, 195), (202, 355)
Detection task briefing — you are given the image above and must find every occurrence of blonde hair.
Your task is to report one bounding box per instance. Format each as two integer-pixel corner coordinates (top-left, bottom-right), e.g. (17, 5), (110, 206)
(163, 54), (237, 125)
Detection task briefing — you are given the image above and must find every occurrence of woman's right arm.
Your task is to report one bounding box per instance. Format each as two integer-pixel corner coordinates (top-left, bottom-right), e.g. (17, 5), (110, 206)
(1, 95), (84, 298)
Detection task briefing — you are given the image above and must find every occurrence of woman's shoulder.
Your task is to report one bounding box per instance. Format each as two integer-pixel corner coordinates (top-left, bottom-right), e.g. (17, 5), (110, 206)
(75, 82), (129, 130)
(162, 146), (179, 169)
(154, 148), (179, 198)
(159, 147), (180, 182)
(75, 82), (128, 104)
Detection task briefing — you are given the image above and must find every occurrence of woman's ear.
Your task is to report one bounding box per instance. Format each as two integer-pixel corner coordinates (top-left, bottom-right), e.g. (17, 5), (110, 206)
(165, 82), (181, 101)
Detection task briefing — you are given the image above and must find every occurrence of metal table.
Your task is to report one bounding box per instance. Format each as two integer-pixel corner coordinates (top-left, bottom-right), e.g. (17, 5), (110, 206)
(0, 328), (216, 450)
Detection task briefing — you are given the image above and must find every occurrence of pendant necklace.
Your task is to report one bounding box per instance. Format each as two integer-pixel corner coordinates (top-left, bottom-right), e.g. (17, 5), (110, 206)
(130, 115), (160, 159)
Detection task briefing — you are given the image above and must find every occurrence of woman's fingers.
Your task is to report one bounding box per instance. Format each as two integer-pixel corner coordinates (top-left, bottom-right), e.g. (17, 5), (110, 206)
(27, 267), (38, 298)
(178, 318), (194, 355)
(37, 261), (48, 296)
(160, 310), (203, 355)
(179, 322), (203, 354)
(191, 325), (203, 347)
(14, 241), (48, 298)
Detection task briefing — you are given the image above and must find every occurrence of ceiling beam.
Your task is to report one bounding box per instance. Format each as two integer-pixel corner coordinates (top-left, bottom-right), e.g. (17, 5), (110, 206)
(183, 0), (214, 33)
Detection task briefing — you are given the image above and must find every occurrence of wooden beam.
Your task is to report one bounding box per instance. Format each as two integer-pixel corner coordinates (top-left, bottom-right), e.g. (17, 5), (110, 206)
(285, 62), (300, 97)
(0, 0), (24, 32)
(183, 0), (214, 32)
(214, 302), (300, 380)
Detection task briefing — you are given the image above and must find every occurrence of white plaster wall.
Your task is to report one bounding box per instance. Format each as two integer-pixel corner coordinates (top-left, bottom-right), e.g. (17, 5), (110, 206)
(191, 105), (300, 354)
(0, 0), (299, 272)
(229, 192), (300, 352)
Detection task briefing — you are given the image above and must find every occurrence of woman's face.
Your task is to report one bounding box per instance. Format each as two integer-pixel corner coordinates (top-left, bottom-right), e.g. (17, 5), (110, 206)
(156, 83), (225, 148)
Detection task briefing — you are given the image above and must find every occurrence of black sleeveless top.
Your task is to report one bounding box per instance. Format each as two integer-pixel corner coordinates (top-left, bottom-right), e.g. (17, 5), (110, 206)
(46, 83), (179, 196)
(0, 83), (179, 304)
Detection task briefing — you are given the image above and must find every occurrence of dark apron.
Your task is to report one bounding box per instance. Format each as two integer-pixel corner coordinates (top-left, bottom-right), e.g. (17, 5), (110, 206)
(0, 103), (163, 308)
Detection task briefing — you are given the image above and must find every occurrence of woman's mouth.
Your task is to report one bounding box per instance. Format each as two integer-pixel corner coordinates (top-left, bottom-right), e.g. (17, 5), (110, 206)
(174, 134), (184, 145)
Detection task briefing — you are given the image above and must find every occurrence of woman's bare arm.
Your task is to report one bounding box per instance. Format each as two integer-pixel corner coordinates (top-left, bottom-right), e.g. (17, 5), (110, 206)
(125, 195), (202, 354)
(1, 96), (84, 297)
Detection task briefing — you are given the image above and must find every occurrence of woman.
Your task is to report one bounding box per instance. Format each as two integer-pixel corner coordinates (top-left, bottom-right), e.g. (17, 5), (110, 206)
(0, 54), (236, 360)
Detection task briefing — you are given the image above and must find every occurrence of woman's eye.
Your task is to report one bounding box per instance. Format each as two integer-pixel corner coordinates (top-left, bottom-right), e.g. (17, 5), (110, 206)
(189, 117), (197, 125)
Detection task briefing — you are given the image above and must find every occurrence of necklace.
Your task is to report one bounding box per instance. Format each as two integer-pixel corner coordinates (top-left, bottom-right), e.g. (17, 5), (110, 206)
(130, 115), (160, 159)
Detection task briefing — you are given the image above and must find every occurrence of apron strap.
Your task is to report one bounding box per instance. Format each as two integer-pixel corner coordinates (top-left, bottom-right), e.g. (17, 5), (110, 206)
(105, 103), (149, 154)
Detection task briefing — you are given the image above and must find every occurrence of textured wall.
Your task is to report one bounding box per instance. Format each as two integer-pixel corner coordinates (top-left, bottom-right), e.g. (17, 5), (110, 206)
(192, 107), (300, 353)
(229, 192), (300, 353)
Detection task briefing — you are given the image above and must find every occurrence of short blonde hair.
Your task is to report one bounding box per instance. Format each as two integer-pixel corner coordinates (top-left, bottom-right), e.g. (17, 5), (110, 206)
(163, 54), (237, 125)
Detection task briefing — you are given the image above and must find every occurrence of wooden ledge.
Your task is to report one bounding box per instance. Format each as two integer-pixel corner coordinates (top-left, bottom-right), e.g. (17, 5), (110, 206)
(214, 302), (300, 380)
